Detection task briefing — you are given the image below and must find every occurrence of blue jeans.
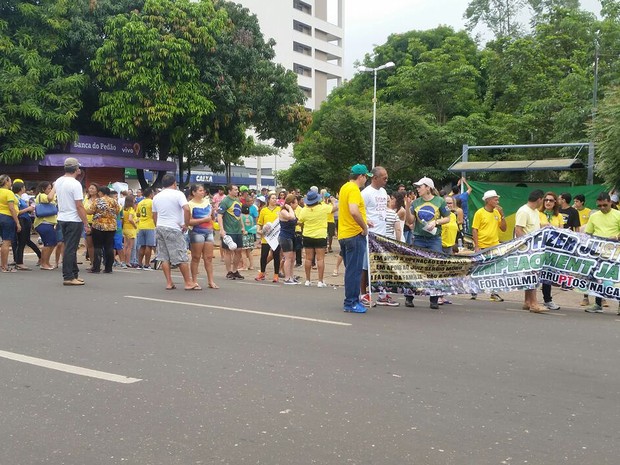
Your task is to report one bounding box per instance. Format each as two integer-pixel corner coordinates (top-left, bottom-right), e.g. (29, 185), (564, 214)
(406, 234), (443, 305)
(59, 221), (83, 281)
(339, 234), (366, 309)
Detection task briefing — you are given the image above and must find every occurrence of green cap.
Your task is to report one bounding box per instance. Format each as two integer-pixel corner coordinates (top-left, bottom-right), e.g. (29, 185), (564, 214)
(350, 164), (372, 177)
(239, 185), (249, 192)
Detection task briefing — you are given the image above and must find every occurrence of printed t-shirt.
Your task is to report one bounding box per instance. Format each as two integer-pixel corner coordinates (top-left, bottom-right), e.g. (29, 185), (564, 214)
(257, 206), (280, 244)
(362, 185), (389, 236)
(539, 211), (564, 228)
(515, 204), (540, 234)
(0, 187), (15, 216)
(441, 211), (459, 248)
(218, 195), (243, 235)
(91, 197), (120, 232)
(410, 195), (450, 238)
(188, 198), (214, 233)
(297, 203), (332, 239)
(55, 175), (83, 222)
(152, 188), (188, 231)
(338, 181), (365, 240)
(137, 198), (155, 229)
(559, 206), (580, 230)
(577, 207), (591, 226)
(472, 207), (502, 249)
(585, 209), (620, 238)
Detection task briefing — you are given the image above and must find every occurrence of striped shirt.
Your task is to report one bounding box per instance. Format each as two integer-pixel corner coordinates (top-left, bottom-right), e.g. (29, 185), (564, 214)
(385, 209), (399, 240)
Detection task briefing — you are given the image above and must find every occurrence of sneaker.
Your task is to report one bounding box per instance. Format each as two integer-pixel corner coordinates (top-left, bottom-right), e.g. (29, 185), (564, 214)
(490, 293), (504, 302)
(404, 299), (415, 308)
(360, 293), (376, 308)
(304, 280), (312, 287)
(430, 302), (440, 309)
(377, 295), (400, 306)
(255, 272), (265, 281)
(233, 271), (244, 280)
(142, 266), (153, 271)
(121, 263), (127, 269)
(344, 303), (367, 313)
(226, 271), (236, 280)
(317, 281), (327, 288)
(272, 274), (279, 283)
(283, 278), (298, 285)
(580, 296), (590, 306)
(585, 304), (603, 313)
(470, 293), (477, 300)
(544, 301), (560, 310)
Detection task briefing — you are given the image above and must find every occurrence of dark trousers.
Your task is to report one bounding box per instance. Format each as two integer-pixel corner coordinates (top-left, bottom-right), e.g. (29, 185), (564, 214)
(542, 283), (553, 303)
(295, 233), (303, 266)
(339, 234), (366, 309)
(260, 243), (280, 274)
(13, 217), (41, 264)
(59, 221), (83, 281)
(92, 229), (115, 272)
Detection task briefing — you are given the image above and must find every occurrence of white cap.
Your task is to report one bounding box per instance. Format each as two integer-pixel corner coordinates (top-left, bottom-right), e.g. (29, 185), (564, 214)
(612, 194), (619, 203)
(310, 186), (319, 193)
(413, 177), (435, 189)
(482, 190), (500, 201)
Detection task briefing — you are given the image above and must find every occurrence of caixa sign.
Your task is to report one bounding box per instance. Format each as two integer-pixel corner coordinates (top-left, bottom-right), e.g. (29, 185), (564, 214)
(195, 174), (213, 183)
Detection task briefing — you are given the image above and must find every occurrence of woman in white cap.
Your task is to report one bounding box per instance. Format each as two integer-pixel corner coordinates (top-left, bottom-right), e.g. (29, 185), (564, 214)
(404, 176), (451, 309)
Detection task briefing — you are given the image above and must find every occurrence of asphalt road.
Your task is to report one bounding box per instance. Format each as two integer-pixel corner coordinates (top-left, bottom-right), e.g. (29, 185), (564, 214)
(1, 255), (620, 465)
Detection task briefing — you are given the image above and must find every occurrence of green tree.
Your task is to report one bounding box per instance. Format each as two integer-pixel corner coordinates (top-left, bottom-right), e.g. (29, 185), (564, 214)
(593, 86), (620, 188)
(0, 0), (86, 163)
(464, 0), (527, 37)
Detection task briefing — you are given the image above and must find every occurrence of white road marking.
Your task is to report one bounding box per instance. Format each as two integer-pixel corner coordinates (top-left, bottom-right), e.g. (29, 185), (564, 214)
(236, 281), (280, 288)
(0, 350), (142, 384)
(125, 295), (352, 326)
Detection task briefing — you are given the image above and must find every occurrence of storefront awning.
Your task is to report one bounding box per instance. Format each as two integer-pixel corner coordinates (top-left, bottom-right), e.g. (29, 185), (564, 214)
(41, 154), (176, 171)
(448, 158), (585, 173)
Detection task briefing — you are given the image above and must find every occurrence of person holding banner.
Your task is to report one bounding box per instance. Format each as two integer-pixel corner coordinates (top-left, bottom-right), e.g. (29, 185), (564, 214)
(515, 189), (547, 313)
(404, 177), (451, 309)
(338, 164), (373, 314)
(255, 192), (281, 282)
(584, 192), (620, 314)
(538, 192), (564, 310)
(471, 189), (507, 302)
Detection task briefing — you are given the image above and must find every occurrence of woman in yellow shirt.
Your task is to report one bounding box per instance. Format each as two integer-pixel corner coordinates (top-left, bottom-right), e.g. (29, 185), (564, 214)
(122, 195), (138, 269)
(83, 183), (98, 267)
(255, 193), (281, 282)
(0, 174), (21, 272)
(539, 192), (564, 310)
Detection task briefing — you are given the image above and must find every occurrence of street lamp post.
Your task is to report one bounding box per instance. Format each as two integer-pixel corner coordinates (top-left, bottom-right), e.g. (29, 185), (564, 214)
(359, 61), (395, 168)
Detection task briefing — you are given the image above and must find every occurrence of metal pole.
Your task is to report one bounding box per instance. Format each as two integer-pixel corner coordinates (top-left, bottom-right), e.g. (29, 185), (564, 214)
(371, 69), (378, 168)
(588, 38), (599, 185)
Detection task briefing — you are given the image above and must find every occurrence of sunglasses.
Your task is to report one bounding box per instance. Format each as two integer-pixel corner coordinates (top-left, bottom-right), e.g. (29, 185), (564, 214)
(544, 198), (555, 202)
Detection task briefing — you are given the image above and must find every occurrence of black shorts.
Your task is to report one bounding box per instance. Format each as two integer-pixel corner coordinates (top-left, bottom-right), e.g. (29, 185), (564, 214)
(302, 236), (327, 249)
(327, 222), (336, 237)
(222, 233), (243, 250)
(279, 237), (295, 252)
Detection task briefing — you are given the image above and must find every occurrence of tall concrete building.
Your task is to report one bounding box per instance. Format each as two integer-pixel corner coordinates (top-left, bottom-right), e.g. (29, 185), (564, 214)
(238, 0), (345, 111)
(237, 0), (345, 175)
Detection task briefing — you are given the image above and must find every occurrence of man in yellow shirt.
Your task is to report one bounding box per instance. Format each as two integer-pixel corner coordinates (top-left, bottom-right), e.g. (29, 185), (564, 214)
(338, 164), (372, 313)
(584, 192), (620, 314)
(573, 194), (591, 228)
(471, 190), (507, 302)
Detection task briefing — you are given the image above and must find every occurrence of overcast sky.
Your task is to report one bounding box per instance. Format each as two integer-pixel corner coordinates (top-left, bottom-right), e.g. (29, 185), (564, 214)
(343, 0), (602, 78)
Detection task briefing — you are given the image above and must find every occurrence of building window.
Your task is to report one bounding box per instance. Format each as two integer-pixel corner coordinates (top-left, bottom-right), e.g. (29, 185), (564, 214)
(293, 20), (312, 35)
(299, 86), (312, 98)
(293, 63), (312, 77)
(293, 0), (312, 14)
(293, 41), (312, 56)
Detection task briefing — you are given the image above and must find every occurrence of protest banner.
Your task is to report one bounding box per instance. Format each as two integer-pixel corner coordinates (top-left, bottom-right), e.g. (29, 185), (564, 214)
(262, 219), (280, 251)
(369, 229), (620, 300)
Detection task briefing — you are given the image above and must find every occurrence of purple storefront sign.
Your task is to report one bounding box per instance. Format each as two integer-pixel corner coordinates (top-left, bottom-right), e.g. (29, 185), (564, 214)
(62, 135), (142, 158)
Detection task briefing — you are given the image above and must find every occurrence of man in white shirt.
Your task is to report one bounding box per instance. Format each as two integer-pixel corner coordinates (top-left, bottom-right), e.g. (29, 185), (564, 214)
(152, 174), (198, 290)
(55, 158), (90, 286)
(360, 166), (399, 306)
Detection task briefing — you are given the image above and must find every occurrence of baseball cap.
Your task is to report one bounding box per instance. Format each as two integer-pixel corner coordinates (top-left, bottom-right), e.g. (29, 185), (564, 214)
(482, 190), (500, 201)
(64, 157), (81, 168)
(350, 164), (372, 177)
(256, 195), (266, 203)
(13, 178), (23, 184)
(239, 185), (249, 192)
(612, 194), (619, 203)
(413, 177), (434, 189)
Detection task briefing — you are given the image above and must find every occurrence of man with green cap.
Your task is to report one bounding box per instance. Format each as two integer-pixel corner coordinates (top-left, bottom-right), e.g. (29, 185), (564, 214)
(338, 164), (373, 313)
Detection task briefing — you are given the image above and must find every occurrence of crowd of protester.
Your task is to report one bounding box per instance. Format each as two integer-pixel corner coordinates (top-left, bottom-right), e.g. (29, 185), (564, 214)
(1, 157), (619, 316)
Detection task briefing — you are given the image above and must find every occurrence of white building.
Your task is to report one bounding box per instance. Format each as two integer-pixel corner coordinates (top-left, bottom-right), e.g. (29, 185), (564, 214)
(237, 0), (345, 174)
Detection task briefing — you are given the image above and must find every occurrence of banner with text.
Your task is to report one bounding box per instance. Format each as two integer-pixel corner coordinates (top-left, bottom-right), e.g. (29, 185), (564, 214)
(369, 230), (620, 300)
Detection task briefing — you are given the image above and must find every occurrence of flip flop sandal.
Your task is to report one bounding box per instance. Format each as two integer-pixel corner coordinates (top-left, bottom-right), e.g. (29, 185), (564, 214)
(166, 284), (177, 290)
(1, 267), (16, 273)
